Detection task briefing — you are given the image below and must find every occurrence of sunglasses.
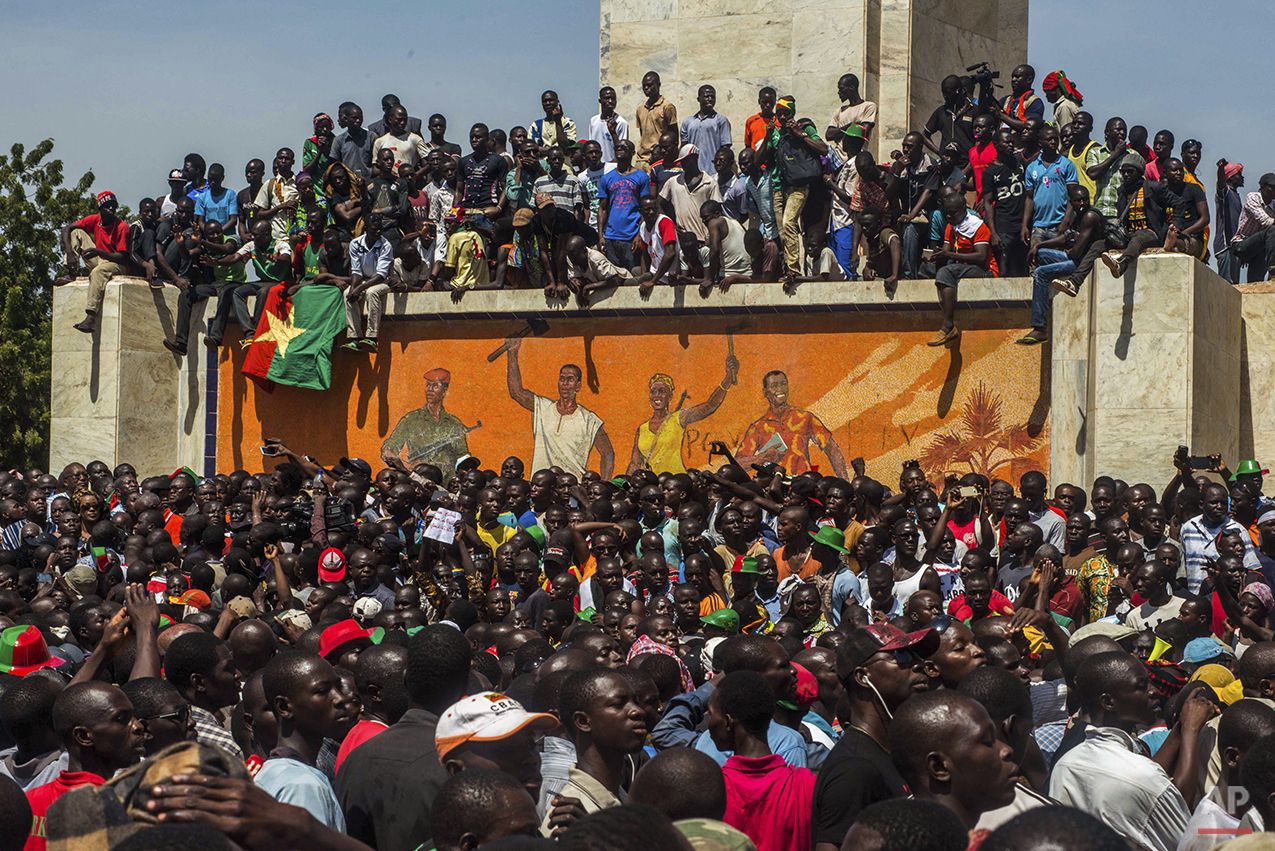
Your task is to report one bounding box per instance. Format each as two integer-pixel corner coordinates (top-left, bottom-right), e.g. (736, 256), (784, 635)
(930, 615), (955, 634)
(140, 705), (190, 727)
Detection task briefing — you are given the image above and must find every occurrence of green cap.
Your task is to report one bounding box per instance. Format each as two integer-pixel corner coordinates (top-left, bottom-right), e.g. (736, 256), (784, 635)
(577, 607), (597, 622)
(834, 123), (865, 140)
(701, 609), (740, 632)
(609, 477), (628, 489)
(524, 525), (546, 547)
(733, 555), (763, 575)
(809, 525), (848, 553)
(1231, 460), (1269, 481)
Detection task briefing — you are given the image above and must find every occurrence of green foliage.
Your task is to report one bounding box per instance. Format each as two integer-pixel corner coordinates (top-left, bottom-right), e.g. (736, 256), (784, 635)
(0, 140), (97, 471)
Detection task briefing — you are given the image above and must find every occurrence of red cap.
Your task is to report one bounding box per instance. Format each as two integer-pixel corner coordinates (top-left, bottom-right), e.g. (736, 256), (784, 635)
(318, 619), (373, 661)
(791, 661), (819, 707)
(319, 548), (347, 583)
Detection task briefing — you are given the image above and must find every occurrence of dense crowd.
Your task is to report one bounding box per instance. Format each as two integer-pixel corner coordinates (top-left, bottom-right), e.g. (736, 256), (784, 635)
(0, 441), (1274, 851)
(54, 64), (1275, 352)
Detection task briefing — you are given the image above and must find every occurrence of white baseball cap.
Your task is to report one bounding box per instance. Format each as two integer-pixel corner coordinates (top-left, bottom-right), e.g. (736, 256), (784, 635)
(435, 692), (557, 760)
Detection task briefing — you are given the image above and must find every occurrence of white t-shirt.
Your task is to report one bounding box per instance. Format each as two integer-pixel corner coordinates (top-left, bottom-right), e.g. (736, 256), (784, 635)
(638, 214), (680, 276)
(531, 394), (604, 480)
(589, 114), (630, 162)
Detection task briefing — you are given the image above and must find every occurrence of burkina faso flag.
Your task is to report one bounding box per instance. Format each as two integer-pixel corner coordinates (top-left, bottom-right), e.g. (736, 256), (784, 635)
(241, 284), (346, 390)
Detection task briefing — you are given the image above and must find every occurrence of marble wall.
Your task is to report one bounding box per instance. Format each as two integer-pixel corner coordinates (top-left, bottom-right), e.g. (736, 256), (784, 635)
(50, 279), (210, 479)
(600, 0), (1027, 159)
(1049, 253), (1243, 490)
(1239, 284), (1275, 468)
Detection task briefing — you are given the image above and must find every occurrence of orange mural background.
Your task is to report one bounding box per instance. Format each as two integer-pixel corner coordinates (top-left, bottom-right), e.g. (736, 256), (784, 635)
(216, 309), (1050, 484)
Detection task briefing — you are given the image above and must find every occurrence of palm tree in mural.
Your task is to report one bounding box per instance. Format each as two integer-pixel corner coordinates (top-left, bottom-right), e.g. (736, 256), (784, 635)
(920, 382), (1043, 480)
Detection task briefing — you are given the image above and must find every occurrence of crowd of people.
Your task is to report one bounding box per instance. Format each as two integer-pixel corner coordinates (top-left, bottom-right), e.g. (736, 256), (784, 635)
(0, 441), (1274, 851)
(54, 65), (1275, 351)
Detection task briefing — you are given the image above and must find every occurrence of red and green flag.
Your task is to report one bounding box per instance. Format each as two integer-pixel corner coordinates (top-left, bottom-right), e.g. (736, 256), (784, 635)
(242, 284), (346, 390)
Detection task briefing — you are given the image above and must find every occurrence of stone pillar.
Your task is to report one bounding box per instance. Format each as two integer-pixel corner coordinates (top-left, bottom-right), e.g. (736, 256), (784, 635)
(51, 279), (212, 479)
(1049, 254), (1241, 489)
(599, 0), (1027, 160)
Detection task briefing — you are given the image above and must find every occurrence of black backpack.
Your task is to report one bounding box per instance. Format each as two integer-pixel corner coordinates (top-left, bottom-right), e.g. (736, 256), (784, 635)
(776, 132), (823, 186)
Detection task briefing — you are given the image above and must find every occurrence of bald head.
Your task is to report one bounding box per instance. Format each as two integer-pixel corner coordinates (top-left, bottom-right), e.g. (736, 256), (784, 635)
(889, 691), (986, 788)
(158, 623), (203, 654)
(229, 619), (279, 676)
(536, 648), (595, 679)
(627, 746), (727, 821)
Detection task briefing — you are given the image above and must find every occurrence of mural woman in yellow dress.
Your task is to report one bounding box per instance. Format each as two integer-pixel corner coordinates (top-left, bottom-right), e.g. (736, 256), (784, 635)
(628, 353), (739, 474)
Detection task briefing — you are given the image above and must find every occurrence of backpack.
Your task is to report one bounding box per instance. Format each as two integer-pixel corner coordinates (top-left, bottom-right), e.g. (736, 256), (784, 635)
(776, 131), (823, 187)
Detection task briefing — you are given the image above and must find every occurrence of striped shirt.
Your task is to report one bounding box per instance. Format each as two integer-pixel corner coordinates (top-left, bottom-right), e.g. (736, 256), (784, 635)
(1179, 515), (1260, 595)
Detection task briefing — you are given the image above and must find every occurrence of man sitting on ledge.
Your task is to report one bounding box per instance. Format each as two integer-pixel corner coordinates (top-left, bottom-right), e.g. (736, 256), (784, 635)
(925, 192), (998, 347)
(56, 191), (131, 334)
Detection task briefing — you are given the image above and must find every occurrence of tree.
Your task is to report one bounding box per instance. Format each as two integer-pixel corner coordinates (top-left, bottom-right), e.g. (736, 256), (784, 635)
(0, 140), (97, 471)
(919, 381), (1043, 480)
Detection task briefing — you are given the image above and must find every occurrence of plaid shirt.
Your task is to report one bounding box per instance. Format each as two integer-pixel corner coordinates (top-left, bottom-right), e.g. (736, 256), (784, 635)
(1231, 191), (1275, 244)
(1179, 515), (1260, 595)
(189, 705), (244, 762)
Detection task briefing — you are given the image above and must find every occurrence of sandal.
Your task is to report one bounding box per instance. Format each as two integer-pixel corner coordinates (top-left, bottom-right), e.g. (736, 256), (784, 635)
(72, 319), (95, 334)
(341, 341), (363, 352)
(1015, 332), (1048, 346)
(359, 339), (378, 352)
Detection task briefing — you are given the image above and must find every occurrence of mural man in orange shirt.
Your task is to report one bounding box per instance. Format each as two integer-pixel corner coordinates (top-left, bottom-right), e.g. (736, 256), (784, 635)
(735, 370), (847, 478)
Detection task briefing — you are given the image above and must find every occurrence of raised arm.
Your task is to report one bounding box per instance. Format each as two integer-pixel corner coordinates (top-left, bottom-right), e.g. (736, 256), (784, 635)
(679, 355), (740, 426)
(505, 337), (534, 411)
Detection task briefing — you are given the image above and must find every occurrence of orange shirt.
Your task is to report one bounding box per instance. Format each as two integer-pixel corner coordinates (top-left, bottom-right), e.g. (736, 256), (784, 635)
(744, 113), (779, 152)
(775, 544), (818, 581)
(163, 509), (184, 547)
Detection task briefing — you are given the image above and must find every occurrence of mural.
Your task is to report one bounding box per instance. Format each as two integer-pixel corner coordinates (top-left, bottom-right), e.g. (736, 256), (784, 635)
(216, 310), (1050, 483)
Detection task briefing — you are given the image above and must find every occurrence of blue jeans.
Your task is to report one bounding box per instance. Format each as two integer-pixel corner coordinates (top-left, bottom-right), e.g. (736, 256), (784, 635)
(1030, 248), (1076, 331)
(828, 223), (856, 279)
(900, 221), (928, 279)
(605, 237), (636, 271)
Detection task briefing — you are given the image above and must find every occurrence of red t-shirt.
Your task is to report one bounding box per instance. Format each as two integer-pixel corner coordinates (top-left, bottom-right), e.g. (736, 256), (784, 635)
(968, 142), (998, 196)
(73, 215), (130, 254)
(26, 771), (105, 851)
(947, 590), (1014, 621)
(335, 718), (389, 773)
(722, 754), (816, 851)
(947, 516), (979, 548)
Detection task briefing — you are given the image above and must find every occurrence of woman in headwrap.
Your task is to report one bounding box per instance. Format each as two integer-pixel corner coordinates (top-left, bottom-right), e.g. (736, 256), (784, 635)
(1041, 71), (1083, 131)
(303, 113), (336, 182)
(626, 352), (740, 475)
(1208, 555), (1275, 657)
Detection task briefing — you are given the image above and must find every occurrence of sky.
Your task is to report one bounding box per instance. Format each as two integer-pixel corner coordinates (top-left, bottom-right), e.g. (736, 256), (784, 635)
(4, 0), (1272, 248)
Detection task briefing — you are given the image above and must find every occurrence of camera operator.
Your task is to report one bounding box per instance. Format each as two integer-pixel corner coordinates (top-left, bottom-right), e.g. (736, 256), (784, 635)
(990, 64), (1044, 132)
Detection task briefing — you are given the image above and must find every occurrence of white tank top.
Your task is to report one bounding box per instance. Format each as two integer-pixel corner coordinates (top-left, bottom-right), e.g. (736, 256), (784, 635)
(719, 217), (751, 276)
(891, 567), (927, 608)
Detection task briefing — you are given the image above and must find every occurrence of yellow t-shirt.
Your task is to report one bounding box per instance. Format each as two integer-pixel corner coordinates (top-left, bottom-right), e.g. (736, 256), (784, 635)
(636, 414), (687, 475)
(476, 522), (517, 558)
(445, 231), (490, 290)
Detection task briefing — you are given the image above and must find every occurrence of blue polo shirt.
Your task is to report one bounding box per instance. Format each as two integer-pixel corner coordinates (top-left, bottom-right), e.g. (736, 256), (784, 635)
(1025, 155), (1078, 228)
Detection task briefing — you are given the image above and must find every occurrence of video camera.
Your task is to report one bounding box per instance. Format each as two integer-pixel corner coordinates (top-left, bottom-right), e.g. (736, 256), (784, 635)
(966, 62), (1000, 88)
(286, 494), (359, 537)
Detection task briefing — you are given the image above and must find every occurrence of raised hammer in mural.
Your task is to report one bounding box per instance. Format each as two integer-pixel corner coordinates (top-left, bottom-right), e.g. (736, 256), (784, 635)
(724, 320), (754, 386)
(487, 317), (550, 362)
